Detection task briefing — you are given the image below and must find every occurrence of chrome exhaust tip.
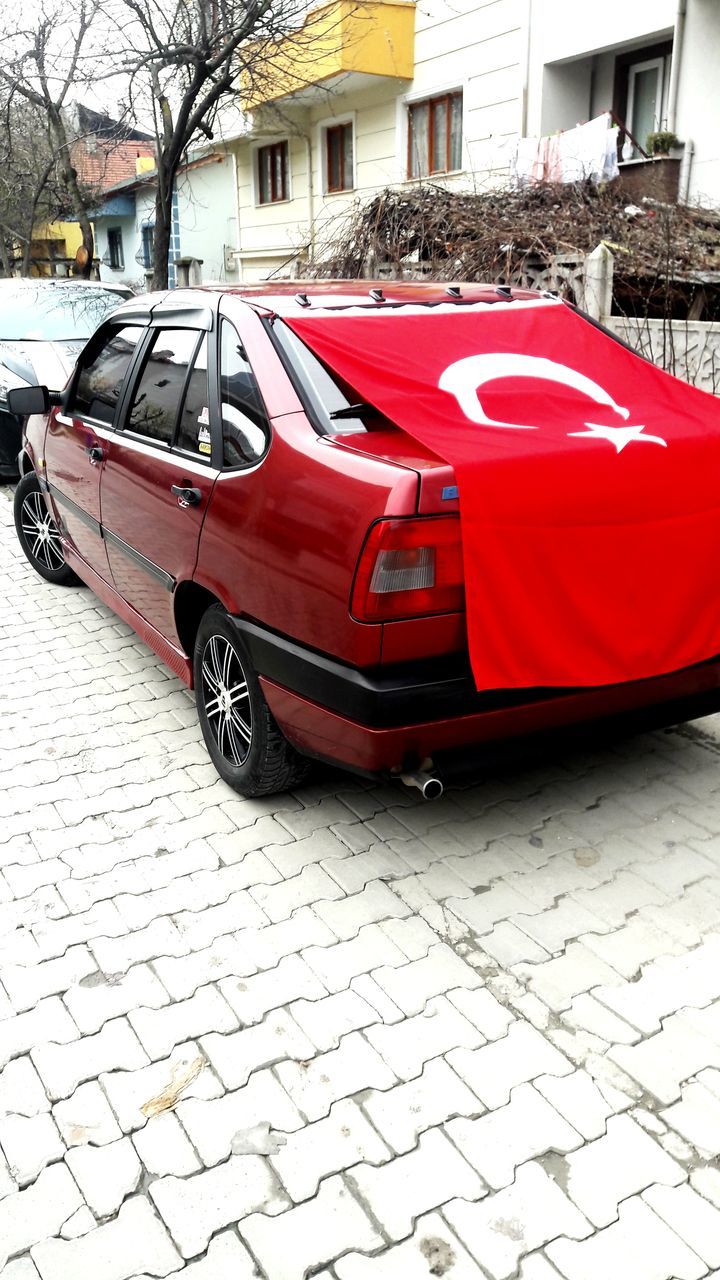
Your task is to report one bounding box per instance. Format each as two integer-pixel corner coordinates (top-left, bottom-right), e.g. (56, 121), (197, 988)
(399, 769), (444, 800)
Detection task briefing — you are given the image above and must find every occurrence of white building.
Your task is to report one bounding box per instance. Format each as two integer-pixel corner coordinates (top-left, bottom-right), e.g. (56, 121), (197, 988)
(93, 152), (240, 290)
(222, 0), (719, 281)
(527, 0), (719, 205)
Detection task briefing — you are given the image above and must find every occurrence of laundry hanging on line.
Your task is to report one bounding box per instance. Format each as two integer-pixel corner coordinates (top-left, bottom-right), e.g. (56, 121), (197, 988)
(512, 113), (620, 186)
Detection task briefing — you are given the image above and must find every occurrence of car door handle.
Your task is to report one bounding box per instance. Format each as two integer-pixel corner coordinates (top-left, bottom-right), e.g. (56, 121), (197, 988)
(171, 484), (202, 507)
(86, 445), (104, 465)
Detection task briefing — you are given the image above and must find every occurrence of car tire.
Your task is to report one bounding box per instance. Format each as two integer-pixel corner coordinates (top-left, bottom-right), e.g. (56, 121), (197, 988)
(14, 471), (81, 586)
(194, 604), (311, 797)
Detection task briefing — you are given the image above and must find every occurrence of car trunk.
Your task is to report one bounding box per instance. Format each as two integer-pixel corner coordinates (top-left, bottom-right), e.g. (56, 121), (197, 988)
(286, 300), (720, 694)
(330, 428), (459, 516)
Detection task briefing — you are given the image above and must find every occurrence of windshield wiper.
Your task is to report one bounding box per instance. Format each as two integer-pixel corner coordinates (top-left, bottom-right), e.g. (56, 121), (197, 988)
(329, 402), (378, 419)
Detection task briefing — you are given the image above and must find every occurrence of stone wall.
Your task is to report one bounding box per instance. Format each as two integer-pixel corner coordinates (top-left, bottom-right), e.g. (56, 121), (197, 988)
(605, 316), (720, 395)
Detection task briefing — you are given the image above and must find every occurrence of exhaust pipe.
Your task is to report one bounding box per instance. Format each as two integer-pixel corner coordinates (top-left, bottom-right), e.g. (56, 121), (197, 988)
(399, 769), (444, 800)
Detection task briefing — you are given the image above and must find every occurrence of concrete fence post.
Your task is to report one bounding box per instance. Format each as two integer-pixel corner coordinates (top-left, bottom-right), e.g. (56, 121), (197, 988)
(582, 243), (614, 320)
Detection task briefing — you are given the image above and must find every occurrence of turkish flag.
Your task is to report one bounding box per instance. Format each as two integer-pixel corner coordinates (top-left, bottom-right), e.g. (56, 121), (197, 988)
(286, 299), (720, 690)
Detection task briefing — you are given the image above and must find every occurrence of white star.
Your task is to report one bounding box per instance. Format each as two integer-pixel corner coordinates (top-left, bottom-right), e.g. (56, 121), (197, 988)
(567, 422), (667, 453)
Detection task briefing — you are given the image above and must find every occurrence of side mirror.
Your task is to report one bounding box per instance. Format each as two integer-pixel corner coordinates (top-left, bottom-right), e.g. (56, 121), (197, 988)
(7, 385), (53, 416)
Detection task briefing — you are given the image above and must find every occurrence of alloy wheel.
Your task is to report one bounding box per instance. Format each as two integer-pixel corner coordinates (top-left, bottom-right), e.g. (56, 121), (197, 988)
(200, 633), (253, 766)
(20, 490), (65, 573)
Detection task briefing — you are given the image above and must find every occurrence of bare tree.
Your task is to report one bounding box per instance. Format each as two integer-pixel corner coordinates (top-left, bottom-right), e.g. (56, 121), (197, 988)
(0, 0), (106, 277)
(112, 0), (353, 289)
(0, 95), (59, 275)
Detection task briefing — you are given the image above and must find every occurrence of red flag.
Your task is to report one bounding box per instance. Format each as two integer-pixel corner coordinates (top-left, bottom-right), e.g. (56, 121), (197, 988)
(286, 299), (720, 691)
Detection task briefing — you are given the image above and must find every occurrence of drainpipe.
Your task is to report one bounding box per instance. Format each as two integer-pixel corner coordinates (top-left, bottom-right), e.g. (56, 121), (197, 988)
(520, 0), (533, 136)
(305, 133), (315, 268)
(679, 136), (694, 202)
(230, 146), (241, 280)
(667, 0), (687, 134)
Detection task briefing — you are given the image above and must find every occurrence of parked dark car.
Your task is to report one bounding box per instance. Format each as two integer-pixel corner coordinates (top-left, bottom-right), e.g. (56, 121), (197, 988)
(0, 279), (131, 478)
(11, 281), (720, 799)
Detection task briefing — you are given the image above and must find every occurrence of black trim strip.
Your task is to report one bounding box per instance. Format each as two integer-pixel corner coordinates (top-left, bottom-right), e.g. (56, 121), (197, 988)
(48, 482), (102, 535)
(103, 527), (175, 592)
(47, 479), (175, 591)
(230, 615), (720, 732)
(231, 616), (481, 728)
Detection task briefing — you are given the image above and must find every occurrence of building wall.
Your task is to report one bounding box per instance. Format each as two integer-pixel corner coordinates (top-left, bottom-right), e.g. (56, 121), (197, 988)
(95, 186), (156, 290)
(232, 0), (523, 280)
(29, 220), (84, 277)
(95, 156), (240, 289)
(175, 152), (240, 283)
(526, 1), (675, 138)
(95, 214), (139, 288)
(675, 0), (720, 204)
(528, 0), (676, 75)
(539, 58), (594, 136)
(527, 0), (720, 206)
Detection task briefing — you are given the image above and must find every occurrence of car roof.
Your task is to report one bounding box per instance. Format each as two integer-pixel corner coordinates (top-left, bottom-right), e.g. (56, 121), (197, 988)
(110, 280), (549, 321)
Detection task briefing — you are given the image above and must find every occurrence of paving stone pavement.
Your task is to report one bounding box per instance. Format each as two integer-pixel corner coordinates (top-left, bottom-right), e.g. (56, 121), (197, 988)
(5, 481), (720, 1279)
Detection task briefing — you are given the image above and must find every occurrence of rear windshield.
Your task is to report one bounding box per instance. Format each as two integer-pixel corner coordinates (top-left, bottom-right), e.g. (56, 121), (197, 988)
(0, 286), (128, 341)
(271, 318), (372, 435)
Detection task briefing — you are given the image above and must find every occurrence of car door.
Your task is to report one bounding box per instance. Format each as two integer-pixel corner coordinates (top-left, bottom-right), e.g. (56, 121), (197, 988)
(43, 322), (146, 580)
(99, 313), (218, 645)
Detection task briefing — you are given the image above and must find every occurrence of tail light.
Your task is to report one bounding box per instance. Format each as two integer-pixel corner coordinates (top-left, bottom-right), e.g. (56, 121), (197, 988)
(352, 516), (464, 622)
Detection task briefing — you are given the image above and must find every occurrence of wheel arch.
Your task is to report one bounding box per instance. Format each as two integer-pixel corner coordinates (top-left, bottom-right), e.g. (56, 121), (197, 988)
(173, 581), (228, 672)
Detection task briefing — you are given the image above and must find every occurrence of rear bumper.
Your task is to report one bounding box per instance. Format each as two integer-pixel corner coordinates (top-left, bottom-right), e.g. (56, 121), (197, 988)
(232, 618), (480, 728)
(232, 617), (720, 773)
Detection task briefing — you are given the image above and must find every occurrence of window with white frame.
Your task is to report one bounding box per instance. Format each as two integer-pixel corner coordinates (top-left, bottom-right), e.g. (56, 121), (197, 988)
(257, 141), (290, 204)
(626, 57), (670, 157)
(613, 42), (673, 160)
(407, 91), (463, 179)
(325, 122), (354, 193)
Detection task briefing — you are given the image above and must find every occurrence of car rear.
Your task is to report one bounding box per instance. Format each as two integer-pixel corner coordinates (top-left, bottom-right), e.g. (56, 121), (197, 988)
(237, 289), (720, 780)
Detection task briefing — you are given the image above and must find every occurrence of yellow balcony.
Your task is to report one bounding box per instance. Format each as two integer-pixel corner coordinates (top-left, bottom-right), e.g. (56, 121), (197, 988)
(244, 1), (415, 108)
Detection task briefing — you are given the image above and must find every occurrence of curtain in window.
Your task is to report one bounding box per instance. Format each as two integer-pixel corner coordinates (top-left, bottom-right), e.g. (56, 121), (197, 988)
(409, 102), (430, 178)
(450, 95), (463, 170)
(274, 146), (285, 200)
(327, 129), (342, 191)
(431, 98), (448, 173)
(343, 125), (354, 188)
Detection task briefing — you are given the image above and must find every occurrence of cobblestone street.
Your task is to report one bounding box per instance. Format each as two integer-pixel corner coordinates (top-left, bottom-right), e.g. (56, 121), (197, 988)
(6, 478), (720, 1280)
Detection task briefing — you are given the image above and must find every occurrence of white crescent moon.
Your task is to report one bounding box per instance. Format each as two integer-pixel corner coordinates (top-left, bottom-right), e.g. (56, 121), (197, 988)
(438, 353), (631, 430)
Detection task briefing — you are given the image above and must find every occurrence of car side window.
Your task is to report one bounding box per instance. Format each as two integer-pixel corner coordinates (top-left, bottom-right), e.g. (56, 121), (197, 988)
(220, 320), (269, 467)
(125, 328), (202, 447)
(175, 335), (211, 458)
(72, 325), (144, 425)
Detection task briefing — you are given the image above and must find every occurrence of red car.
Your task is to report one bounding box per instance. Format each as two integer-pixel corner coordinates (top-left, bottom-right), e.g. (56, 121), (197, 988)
(12, 281), (720, 797)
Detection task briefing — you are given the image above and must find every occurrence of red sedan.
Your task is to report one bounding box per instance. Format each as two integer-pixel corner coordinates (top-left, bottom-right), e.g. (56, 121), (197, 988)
(12, 281), (720, 797)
